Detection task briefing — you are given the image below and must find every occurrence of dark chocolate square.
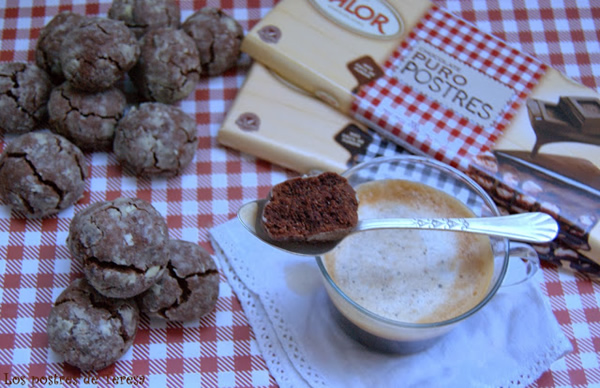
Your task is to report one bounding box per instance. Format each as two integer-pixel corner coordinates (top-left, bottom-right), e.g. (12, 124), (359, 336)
(526, 98), (572, 133)
(558, 96), (600, 134)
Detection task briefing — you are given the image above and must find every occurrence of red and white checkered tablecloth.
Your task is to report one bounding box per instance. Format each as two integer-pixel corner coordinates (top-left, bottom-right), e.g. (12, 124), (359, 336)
(0, 1), (599, 387)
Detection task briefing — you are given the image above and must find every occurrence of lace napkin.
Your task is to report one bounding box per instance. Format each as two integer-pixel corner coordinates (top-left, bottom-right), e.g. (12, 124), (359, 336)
(209, 218), (572, 388)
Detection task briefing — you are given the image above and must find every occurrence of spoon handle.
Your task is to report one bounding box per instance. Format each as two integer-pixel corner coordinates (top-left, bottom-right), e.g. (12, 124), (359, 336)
(357, 212), (558, 243)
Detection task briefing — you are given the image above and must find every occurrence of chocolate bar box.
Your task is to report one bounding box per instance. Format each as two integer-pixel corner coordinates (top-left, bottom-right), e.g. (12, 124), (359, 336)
(240, 0), (600, 270)
(468, 70), (600, 272)
(218, 63), (376, 174)
(219, 62), (407, 172)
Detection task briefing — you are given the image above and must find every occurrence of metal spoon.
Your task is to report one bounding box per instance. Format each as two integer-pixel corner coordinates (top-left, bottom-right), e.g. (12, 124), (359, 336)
(237, 199), (559, 256)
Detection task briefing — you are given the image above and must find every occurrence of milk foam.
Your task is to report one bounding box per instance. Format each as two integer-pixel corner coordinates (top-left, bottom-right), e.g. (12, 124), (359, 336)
(324, 179), (494, 324)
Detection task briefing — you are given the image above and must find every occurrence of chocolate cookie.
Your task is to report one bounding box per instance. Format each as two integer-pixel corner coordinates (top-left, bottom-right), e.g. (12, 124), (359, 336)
(0, 132), (88, 218)
(47, 278), (139, 372)
(138, 240), (219, 322)
(48, 82), (127, 151)
(60, 17), (140, 92)
(35, 12), (87, 83)
(182, 8), (244, 76)
(108, 0), (181, 38)
(130, 27), (200, 104)
(0, 62), (52, 134)
(67, 197), (169, 298)
(113, 102), (198, 177)
(262, 172), (359, 242)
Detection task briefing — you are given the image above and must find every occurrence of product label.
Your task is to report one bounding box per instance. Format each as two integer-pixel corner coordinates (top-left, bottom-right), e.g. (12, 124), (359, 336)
(391, 41), (513, 128)
(348, 55), (385, 88)
(258, 25), (282, 43)
(335, 123), (373, 158)
(309, 0), (403, 39)
(235, 112), (261, 131)
(351, 6), (547, 170)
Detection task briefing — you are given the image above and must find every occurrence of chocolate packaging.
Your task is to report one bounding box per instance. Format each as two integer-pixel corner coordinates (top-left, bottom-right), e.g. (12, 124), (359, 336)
(233, 0), (600, 277)
(218, 63), (405, 174)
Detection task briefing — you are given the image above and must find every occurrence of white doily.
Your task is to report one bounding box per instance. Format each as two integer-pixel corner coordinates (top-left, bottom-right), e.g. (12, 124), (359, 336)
(210, 219), (572, 388)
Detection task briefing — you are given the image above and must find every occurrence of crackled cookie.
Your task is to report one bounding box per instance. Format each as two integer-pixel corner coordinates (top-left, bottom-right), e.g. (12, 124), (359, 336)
(47, 278), (139, 372)
(108, 0), (181, 38)
(60, 17), (140, 92)
(35, 11), (87, 83)
(0, 132), (88, 218)
(130, 27), (200, 104)
(0, 62), (52, 134)
(113, 102), (197, 177)
(67, 197), (169, 298)
(138, 240), (219, 322)
(182, 7), (244, 76)
(262, 172), (359, 242)
(48, 82), (127, 151)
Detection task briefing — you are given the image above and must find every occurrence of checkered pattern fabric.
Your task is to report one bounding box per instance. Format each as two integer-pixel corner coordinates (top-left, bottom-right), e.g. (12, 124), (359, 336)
(1, 0), (599, 387)
(352, 5), (547, 171)
(355, 129), (409, 165)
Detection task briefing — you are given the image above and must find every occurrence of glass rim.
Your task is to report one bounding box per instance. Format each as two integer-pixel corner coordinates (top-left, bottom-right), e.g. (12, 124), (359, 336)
(316, 155), (510, 330)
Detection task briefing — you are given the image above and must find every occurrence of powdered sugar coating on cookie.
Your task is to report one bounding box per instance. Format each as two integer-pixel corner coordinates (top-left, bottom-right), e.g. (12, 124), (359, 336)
(182, 7), (244, 76)
(67, 197), (169, 298)
(108, 0), (181, 38)
(0, 62), (52, 134)
(113, 102), (198, 177)
(47, 278), (139, 371)
(0, 132), (88, 218)
(35, 12), (87, 83)
(138, 239), (219, 322)
(60, 17), (140, 92)
(130, 27), (200, 104)
(48, 82), (127, 151)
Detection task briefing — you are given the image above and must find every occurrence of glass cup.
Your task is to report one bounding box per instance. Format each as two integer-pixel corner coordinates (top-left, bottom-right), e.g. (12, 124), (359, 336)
(315, 155), (539, 354)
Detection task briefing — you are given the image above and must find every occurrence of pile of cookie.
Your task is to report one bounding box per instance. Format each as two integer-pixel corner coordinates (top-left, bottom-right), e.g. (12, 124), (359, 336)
(48, 197), (220, 371)
(0, 0), (244, 218)
(0, 0), (242, 372)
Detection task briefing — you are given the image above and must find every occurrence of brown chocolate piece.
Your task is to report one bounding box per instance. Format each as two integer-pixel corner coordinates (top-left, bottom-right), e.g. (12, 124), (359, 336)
(495, 194), (600, 279)
(558, 96), (600, 134)
(0, 132), (88, 218)
(137, 240), (219, 322)
(468, 149), (600, 255)
(262, 172), (358, 242)
(497, 150), (600, 192)
(532, 239), (600, 279)
(47, 278), (139, 371)
(67, 197), (169, 298)
(527, 97), (600, 156)
(526, 99), (570, 131)
(526, 98), (572, 156)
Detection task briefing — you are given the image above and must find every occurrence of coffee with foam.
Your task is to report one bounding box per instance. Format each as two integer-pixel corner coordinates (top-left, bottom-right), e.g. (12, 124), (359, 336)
(323, 179), (494, 324)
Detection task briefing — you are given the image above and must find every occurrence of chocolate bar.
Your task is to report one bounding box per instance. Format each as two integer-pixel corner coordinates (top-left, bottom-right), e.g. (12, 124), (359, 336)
(532, 239), (600, 280)
(526, 97), (600, 156)
(558, 96), (600, 134)
(527, 98), (572, 156)
(468, 150), (600, 254)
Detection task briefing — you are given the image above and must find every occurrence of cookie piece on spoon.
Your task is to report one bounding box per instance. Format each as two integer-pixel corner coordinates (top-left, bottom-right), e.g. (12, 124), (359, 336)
(261, 172), (358, 243)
